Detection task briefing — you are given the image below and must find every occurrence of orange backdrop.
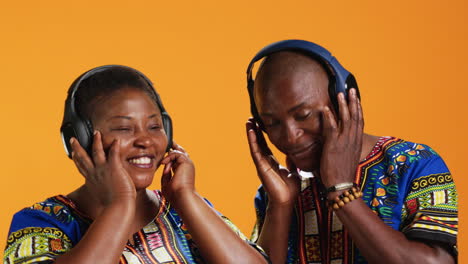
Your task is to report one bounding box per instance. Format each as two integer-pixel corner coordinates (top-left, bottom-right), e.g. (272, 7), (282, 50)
(1, 0), (466, 260)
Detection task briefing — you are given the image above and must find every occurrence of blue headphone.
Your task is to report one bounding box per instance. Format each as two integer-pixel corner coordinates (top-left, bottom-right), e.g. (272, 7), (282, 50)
(60, 65), (173, 158)
(246, 39), (360, 130)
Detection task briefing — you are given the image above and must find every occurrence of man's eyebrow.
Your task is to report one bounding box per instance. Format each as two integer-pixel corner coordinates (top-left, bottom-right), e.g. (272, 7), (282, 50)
(260, 102), (307, 116)
(287, 102), (306, 114)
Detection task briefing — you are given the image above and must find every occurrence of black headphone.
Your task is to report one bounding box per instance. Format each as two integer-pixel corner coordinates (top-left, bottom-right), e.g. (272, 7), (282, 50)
(60, 65), (173, 159)
(246, 39), (360, 130)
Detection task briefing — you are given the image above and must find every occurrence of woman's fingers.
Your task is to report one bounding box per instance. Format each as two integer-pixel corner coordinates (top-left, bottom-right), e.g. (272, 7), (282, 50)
(161, 162), (172, 187)
(92, 131), (106, 166)
(70, 137), (94, 177)
(108, 139), (121, 167)
(172, 141), (188, 154)
(160, 150), (189, 170)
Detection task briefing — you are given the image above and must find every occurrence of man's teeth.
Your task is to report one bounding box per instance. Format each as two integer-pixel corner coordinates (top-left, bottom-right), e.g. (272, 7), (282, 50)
(129, 157), (152, 165)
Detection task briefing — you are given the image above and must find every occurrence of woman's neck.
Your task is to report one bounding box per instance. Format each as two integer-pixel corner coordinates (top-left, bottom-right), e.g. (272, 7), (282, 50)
(67, 186), (160, 233)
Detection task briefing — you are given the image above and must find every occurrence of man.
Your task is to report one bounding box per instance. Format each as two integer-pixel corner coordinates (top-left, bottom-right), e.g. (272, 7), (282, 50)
(245, 40), (457, 264)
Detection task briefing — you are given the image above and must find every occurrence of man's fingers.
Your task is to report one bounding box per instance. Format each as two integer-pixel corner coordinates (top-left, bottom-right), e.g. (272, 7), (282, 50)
(246, 120), (261, 157)
(348, 88), (359, 122)
(357, 96), (364, 132)
(247, 128), (263, 163)
(337, 92), (351, 126)
(322, 106), (338, 139)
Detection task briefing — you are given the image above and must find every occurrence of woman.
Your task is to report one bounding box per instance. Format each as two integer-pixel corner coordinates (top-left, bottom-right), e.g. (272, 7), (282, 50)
(4, 65), (268, 264)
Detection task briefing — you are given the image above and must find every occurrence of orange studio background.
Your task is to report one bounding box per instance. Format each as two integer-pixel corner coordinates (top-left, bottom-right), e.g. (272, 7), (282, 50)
(1, 0), (467, 261)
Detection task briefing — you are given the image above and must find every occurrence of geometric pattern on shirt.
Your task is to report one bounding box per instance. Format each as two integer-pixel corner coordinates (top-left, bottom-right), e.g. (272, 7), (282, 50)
(251, 136), (458, 264)
(4, 227), (72, 264)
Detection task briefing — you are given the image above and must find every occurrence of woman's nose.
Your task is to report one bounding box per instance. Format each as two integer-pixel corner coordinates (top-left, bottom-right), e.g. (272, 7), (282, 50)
(133, 131), (152, 148)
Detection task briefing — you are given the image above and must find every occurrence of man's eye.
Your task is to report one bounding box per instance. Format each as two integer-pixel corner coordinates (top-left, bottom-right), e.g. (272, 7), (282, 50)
(295, 112), (311, 121)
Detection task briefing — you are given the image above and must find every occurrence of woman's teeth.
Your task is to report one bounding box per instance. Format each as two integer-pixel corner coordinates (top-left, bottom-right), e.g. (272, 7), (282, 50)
(128, 157), (152, 165)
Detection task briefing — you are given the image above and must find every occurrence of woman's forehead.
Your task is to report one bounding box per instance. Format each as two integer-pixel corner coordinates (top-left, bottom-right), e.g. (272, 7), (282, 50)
(90, 88), (161, 121)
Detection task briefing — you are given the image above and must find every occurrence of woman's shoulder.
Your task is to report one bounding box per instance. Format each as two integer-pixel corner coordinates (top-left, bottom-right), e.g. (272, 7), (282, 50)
(8, 195), (91, 237)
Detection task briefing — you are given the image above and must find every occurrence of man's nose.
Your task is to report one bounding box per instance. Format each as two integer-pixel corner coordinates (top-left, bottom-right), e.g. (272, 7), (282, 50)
(283, 123), (303, 146)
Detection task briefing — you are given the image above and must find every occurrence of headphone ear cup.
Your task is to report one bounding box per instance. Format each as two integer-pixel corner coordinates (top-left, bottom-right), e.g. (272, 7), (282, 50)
(161, 113), (173, 151)
(74, 118), (93, 157)
(345, 74), (360, 100)
(328, 76), (340, 115)
(248, 80), (266, 131)
(60, 118), (93, 158)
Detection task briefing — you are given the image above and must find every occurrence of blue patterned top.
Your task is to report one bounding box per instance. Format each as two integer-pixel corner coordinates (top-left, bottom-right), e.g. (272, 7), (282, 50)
(4, 190), (255, 264)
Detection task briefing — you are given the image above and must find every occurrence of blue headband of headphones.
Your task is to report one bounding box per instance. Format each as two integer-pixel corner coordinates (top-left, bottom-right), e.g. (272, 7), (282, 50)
(246, 39), (359, 129)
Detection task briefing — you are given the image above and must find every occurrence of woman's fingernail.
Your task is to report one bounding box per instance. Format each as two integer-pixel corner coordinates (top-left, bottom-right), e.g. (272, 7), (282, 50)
(70, 138), (75, 144)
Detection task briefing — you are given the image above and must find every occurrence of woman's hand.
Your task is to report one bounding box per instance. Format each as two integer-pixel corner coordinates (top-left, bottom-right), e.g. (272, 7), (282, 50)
(246, 118), (300, 207)
(70, 131), (136, 206)
(160, 142), (196, 205)
(320, 88), (364, 188)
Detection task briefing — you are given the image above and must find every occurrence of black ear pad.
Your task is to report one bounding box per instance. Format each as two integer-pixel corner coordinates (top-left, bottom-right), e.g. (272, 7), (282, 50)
(161, 113), (173, 151)
(60, 116), (93, 158)
(327, 75), (339, 115)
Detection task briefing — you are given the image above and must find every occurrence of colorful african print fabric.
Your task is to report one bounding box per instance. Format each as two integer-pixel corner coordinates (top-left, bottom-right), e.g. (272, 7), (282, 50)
(4, 191), (252, 264)
(251, 137), (458, 264)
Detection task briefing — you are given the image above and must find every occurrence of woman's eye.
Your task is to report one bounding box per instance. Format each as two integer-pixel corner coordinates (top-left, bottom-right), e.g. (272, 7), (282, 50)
(111, 127), (131, 132)
(263, 120), (279, 128)
(150, 124), (162, 130)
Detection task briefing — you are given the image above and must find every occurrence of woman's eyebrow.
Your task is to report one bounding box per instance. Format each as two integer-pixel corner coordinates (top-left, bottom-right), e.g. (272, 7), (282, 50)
(107, 115), (132, 121)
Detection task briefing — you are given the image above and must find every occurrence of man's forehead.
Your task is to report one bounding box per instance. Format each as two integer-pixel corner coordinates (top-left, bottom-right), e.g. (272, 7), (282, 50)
(255, 51), (328, 91)
(256, 51), (326, 78)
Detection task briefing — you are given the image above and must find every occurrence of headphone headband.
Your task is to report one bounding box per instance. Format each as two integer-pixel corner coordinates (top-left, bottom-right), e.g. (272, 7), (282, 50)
(246, 39), (359, 129)
(247, 40), (351, 91)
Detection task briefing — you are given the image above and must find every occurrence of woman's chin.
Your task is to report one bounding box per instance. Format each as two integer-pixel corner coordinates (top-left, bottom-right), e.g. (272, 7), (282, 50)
(132, 174), (155, 190)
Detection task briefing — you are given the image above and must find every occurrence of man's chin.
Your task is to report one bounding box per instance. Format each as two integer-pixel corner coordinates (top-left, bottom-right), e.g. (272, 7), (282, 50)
(289, 157), (319, 173)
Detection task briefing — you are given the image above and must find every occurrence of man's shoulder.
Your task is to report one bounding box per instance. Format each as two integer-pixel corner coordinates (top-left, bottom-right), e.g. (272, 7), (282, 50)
(380, 137), (439, 160)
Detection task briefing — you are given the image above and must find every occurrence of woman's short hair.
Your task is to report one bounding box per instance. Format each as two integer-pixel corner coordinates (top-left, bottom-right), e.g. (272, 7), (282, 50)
(73, 65), (160, 119)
